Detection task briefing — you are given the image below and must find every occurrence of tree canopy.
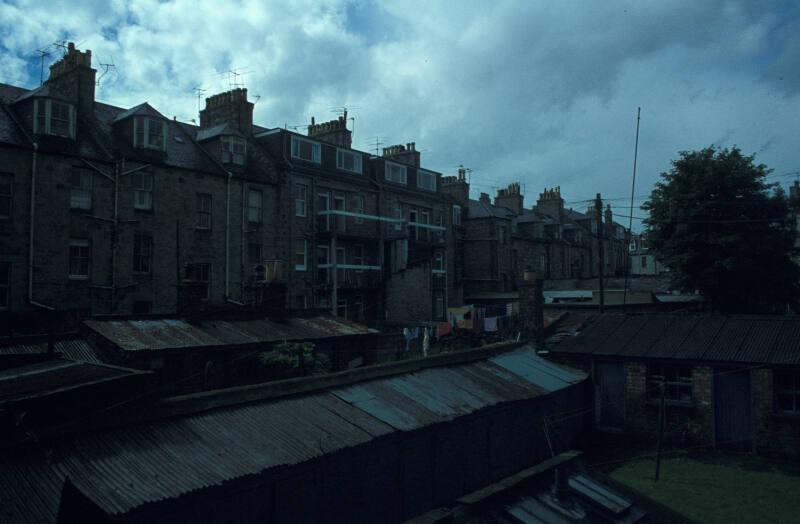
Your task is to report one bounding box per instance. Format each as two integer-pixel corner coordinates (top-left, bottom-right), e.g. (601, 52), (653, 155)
(642, 146), (799, 313)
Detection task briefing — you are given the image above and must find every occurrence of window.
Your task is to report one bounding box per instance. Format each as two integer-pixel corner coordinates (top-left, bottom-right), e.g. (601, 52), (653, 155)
(385, 162), (407, 185)
(248, 189), (263, 224)
(68, 239), (90, 279)
(133, 172), (153, 210)
(353, 244), (365, 267)
(295, 183), (307, 217)
(133, 234), (153, 274)
(333, 195), (346, 232)
(539, 254), (547, 272)
(641, 255), (648, 268)
(419, 211), (430, 242)
(294, 295), (308, 310)
(248, 243), (263, 265)
(776, 371), (800, 414)
(317, 244), (330, 283)
(133, 116), (166, 151)
(417, 170), (437, 191)
(0, 174), (11, 219)
(317, 192), (330, 231)
(291, 136), (321, 163)
(433, 251), (444, 271)
(452, 204), (462, 226)
(336, 247), (346, 282)
(353, 296), (364, 321)
(69, 171), (92, 210)
(34, 99), (76, 138)
(221, 136), (246, 165)
(0, 262), (9, 309)
(185, 263), (211, 300)
(294, 239), (307, 271)
(337, 149), (362, 174)
(647, 365), (693, 403)
(353, 195), (365, 224)
(394, 204), (403, 231)
(498, 225), (507, 244)
(336, 298), (347, 318)
(192, 193), (212, 229)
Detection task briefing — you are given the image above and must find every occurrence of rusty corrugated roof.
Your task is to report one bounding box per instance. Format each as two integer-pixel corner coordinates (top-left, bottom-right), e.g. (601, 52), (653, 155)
(0, 347), (585, 523)
(83, 316), (378, 352)
(0, 338), (105, 364)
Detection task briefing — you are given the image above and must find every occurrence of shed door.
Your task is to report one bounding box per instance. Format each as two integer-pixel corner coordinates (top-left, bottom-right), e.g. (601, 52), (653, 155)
(594, 361), (625, 431)
(714, 369), (753, 451)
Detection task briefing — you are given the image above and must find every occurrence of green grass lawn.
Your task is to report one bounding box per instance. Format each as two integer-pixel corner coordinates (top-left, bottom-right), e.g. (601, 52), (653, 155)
(608, 453), (800, 524)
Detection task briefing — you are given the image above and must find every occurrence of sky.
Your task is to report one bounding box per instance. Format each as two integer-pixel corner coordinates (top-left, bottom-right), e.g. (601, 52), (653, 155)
(1, 0), (799, 229)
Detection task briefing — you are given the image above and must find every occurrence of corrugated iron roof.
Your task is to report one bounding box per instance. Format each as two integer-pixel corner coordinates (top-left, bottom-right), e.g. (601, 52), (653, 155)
(0, 338), (104, 364)
(0, 347), (585, 523)
(552, 313), (800, 365)
(83, 316), (378, 352)
(0, 359), (142, 404)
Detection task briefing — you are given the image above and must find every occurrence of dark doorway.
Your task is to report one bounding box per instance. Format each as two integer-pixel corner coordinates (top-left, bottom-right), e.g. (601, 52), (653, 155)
(714, 368), (753, 451)
(594, 361), (625, 431)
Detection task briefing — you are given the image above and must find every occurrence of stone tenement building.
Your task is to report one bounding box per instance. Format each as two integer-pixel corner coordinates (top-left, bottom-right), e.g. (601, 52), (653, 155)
(0, 43), (456, 328)
(0, 43), (627, 329)
(441, 181), (629, 301)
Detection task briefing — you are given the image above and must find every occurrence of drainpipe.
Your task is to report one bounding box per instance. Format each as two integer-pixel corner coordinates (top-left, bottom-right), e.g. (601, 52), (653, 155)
(28, 142), (54, 310)
(225, 171), (232, 298)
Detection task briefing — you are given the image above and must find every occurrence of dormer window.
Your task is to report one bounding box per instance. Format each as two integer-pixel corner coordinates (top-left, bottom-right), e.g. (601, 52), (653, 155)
(385, 162), (407, 185)
(336, 149), (362, 174)
(291, 136), (321, 163)
(33, 99), (75, 138)
(417, 170), (437, 192)
(222, 136), (246, 165)
(133, 116), (166, 151)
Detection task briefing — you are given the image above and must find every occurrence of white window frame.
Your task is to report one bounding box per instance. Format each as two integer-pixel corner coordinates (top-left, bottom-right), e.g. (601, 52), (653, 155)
(417, 169), (437, 192)
(317, 244), (330, 284)
(291, 136), (321, 164)
(385, 161), (407, 185)
(133, 116), (167, 151)
(333, 194), (346, 232)
(68, 238), (90, 279)
(133, 172), (154, 210)
(221, 136), (246, 165)
(294, 239), (307, 271)
(394, 204), (403, 231)
(0, 173), (11, 220)
(33, 99), (76, 139)
(295, 183), (308, 217)
(336, 149), (363, 174)
(69, 171), (92, 210)
(248, 189), (263, 224)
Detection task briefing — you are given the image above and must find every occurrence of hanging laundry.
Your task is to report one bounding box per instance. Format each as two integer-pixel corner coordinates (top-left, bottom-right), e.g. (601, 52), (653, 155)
(457, 319), (473, 330)
(484, 317), (498, 332)
(436, 322), (452, 338)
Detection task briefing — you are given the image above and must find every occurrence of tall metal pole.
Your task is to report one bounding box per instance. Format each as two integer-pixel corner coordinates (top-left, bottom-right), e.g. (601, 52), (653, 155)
(655, 380), (666, 481)
(623, 107), (641, 309)
(595, 193), (605, 313)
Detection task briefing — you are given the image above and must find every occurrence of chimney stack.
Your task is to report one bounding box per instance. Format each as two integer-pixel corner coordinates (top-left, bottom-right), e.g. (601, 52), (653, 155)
(307, 112), (352, 148)
(199, 88), (254, 134)
(479, 192), (491, 204)
(45, 42), (96, 117)
(382, 142), (421, 167)
(536, 186), (564, 224)
(494, 182), (524, 215)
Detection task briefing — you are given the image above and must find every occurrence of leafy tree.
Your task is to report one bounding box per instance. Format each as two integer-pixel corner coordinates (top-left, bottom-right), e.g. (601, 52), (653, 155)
(642, 146), (799, 313)
(260, 341), (331, 377)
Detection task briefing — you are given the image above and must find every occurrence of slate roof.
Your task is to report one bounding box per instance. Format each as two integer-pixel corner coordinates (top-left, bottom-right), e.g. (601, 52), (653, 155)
(551, 313), (800, 365)
(195, 122), (244, 141)
(467, 199), (514, 219)
(111, 102), (166, 123)
(84, 316), (379, 352)
(0, 346), (585, 523)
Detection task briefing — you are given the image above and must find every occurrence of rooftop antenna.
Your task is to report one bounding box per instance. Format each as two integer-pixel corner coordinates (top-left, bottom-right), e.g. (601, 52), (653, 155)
(222, 67), (252, 90)
(623, 107), (642, 310)
(253, 94), (261, 104)
(192, 86), (207, 117)
(96, 56), (116, 87)
(330, 105), (360, 141)
(369, 136), (385, 156)
(35, 47), (52, 86)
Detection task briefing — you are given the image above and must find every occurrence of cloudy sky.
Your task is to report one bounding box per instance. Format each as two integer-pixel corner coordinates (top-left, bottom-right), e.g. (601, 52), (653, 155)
(1, 0), (799, 228)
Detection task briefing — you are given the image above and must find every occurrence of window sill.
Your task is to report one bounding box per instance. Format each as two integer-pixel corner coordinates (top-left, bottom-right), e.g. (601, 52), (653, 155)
(645, 400), (696, 410)
(68, 275), (89, 281)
